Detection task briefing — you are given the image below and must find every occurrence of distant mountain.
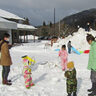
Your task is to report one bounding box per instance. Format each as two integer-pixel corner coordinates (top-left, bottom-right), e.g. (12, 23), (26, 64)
(61, 8), (96, 28)
(35, 8), (96, 37)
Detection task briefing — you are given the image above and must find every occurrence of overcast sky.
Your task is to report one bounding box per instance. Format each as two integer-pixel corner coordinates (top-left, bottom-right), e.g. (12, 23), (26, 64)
(0, 0), (96, 26)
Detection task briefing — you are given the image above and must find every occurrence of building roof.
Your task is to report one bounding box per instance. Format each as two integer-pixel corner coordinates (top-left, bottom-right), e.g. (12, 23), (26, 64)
(0, 9), (24, 20)
(0, 17), (17, 30)
(0, 18), (36, 30)
(17, 23), (37, 31)
(0, 9), (36, 30)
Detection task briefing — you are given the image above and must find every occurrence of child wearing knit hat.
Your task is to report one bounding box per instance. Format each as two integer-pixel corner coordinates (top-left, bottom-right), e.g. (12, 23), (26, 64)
(65, 61), (77, 96)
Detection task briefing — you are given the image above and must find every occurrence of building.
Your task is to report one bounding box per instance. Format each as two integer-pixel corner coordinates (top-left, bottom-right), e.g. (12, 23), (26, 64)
(0, 9), (36, 44)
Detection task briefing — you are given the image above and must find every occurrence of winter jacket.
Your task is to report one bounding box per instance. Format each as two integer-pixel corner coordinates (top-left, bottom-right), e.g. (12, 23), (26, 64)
(88, 41), (96, 71)
(67, 42), (72, 48)
(59, 50), (68, 60)
(0, 40), (12, 66)
(65, 68), (77, 85)
(65, 68), (77, 93)
(59, 50), (68, 70)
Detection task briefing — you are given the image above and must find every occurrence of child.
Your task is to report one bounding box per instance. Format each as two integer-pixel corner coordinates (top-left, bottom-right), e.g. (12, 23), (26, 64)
(22, 55), (35, 89)
(67, 41), (72, 54)
(65, 61), (77, 96)
(59, 45), (68, 71)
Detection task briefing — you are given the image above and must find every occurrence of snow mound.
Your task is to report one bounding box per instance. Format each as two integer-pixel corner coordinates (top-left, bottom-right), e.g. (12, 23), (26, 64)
(52, 28), (96, 51)
(51, 77), (60, 83)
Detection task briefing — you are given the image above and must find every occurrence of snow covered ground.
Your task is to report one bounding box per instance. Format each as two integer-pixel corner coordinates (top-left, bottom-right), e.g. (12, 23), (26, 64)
(0, 28), (94, 96)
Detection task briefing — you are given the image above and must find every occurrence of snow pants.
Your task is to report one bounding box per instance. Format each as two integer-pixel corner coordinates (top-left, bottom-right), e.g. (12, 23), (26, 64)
(68, 48), (71, 54)
(2, 66), (10, 80)
(60, 58), (67, 70)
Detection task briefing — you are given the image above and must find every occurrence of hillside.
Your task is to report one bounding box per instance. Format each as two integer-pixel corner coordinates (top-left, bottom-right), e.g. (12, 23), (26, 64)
(35, 8), (96, 37)
(61, 8), (96, 28)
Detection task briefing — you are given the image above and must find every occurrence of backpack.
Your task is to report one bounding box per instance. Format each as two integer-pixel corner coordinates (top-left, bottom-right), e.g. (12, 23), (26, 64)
(0, 41), (4, 59)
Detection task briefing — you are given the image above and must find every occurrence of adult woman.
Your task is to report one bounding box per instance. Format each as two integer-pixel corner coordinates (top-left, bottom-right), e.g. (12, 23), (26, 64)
(86, 34), (96, 96)
(0, 33), (12, 85)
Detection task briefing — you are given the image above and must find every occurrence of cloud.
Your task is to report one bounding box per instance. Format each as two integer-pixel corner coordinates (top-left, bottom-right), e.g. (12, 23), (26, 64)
(0, 0), (96, 25)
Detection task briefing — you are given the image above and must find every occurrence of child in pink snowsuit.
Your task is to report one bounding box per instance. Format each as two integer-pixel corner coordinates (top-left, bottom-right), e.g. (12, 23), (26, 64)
(59, 45), (68, 71)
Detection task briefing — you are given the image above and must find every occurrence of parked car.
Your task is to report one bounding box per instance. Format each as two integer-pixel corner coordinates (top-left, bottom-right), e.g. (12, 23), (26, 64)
(38, 36), (58, 40)
(38, 36), (45, 40)
(38, 36), (51, 40)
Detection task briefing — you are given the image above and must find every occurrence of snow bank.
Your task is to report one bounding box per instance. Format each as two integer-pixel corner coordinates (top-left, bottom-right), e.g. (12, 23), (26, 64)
(28, 35), (38, 40)
(52, 28), (96, 51)
(20, 35), (38, 40)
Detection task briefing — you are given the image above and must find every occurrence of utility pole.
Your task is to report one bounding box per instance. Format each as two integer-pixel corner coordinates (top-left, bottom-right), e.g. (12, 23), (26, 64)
(59, 20), (60, 37)
(54, 8), (55, 36)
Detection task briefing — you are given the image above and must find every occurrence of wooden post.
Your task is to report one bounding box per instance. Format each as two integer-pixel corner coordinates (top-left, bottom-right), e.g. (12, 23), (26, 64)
(17, 30), (20, 43)
(24, 31), (26, 43)
(8, 30), (12, 44)
(34, 31), (35, 42)
(26, 31), (28, 43)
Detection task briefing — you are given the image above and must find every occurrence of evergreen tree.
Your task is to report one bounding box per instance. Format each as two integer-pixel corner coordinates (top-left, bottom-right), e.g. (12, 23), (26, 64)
(42, 21), (48, 36)
(43, 21), (46, 26)
(23, 17), (30, 25)
(49, 21), (52, 28)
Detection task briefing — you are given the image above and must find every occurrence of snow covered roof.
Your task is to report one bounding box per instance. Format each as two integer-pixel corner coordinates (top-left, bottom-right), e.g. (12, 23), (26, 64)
(0, 9), (24, 20)
(0, 9), (36, 30)
(17, 23), (37, 31)
(0, 17), (17, 29)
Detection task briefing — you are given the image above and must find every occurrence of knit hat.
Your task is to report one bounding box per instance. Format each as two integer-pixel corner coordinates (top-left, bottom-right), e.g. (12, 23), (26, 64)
(67, 61), (74, 69)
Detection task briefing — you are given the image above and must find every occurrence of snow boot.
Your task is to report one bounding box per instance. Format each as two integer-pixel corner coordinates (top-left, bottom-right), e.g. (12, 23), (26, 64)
(73, 92), (77, 96)
(2, 79), (11, 84)
(88, 83), (94, 92)
(3, 80), (12, 85)
(88, 88), (93, 92)
(7, 79), (11, 83)
(88, 92), (96, 96)
(67, 93), (71, 96)
(88, 85), (96, 96)
(31, 83), (35, 86)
